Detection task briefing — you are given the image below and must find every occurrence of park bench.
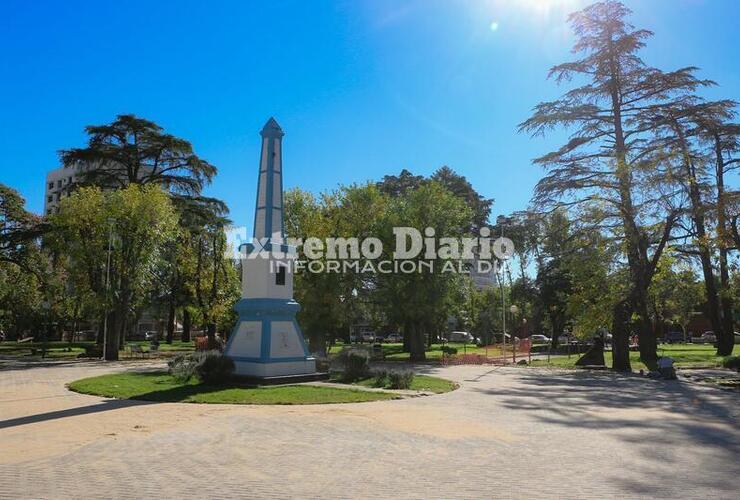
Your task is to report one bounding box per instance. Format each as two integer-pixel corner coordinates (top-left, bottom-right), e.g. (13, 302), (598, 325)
(128, 343), (149, 358)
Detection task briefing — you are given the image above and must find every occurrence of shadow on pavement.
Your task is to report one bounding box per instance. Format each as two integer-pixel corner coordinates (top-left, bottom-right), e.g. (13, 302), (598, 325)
(0, 398), (154, 430)
(473, 370), (739, 496)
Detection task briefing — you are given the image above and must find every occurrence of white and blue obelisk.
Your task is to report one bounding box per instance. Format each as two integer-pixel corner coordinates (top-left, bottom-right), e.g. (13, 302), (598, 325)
(224, 118), (317, 378)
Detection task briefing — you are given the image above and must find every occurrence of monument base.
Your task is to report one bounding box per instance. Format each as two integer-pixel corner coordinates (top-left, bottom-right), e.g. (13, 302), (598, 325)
(233, 369), (328, 386)
(232, 358), (317, 378)
(224, 298), (318, 380)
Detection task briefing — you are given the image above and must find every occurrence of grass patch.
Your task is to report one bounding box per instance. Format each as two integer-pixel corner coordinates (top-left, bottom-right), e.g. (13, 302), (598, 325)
(328, 342), (503, 362)
(0, 340), (195, 359)
(331, 373), (457, 394)
(68, 371), (398, 405)
(529, 344), (740, 371)
(0, 341), (91, 359)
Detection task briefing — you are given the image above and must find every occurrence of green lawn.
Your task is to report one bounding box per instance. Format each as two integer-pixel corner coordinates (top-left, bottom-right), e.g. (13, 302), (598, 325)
(0, 340), (195, 359)
(328, 342), (505, 361)
(68, 371), (399, 404)
(529, 344), (740, 370)
(0, 341), (90, 359)
(357, 374), (457, 393)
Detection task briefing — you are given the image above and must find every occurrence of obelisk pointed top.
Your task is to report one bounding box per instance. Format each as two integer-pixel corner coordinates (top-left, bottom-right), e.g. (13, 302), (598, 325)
(260, 117), (284, 138)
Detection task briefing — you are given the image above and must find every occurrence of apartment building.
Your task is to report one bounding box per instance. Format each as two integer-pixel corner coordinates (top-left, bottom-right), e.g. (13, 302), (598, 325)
(43, 165), (79, 215)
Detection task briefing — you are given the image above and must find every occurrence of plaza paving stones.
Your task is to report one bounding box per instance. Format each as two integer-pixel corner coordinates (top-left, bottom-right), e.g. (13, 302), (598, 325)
(0, 360), (738, 499)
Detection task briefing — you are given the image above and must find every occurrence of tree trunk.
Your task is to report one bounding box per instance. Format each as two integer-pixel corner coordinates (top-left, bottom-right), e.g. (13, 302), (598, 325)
(635, 294), (657, 369)
(408, 323), (426, 361)
(308, 329), (325, 356)
(550, 310), (563, 348)
(611, 299), (632, 371)
(207, 322), (217, 349)
(166, 299), (175, 344)
(714, 133), (735, 356)
(182, 308), (192, 342)
(104, 310), (119, 361)
(402, 320), (411, 352)
(697, 249), (723, 338)
(96, 316), (105, 345)
(717, 247), (735, 356)
(606, 40), (664, 368)
(675, 121), (725, 351)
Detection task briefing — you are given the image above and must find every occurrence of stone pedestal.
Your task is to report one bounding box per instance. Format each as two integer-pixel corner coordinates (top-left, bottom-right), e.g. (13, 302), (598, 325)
(225, 298), (316, 378)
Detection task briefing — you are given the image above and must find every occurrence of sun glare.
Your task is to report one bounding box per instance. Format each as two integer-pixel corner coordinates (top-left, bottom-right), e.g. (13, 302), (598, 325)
(516, 0), (580, 16)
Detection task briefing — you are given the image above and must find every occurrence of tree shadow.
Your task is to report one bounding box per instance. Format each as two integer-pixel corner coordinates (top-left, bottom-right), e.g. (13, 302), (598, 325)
(0, 398), (154, 429)
(473, 370), (740, 495)
(0, 371), (240, 430)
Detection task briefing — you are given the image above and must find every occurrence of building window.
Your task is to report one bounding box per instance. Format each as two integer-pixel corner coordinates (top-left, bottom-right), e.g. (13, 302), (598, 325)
(275, 264), (286, 286)
(68, 176), (73, 184)
(47, 195), (53, 202)
(48, 182), (54, 189)
(57, 180), (62, 188)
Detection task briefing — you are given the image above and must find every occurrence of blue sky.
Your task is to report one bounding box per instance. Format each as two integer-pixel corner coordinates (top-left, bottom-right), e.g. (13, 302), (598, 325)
(1, 0), (739, 229)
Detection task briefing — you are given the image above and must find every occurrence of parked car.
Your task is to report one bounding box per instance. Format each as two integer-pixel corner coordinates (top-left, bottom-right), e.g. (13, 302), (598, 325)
(664, 331), (685, 344)
(735, 332), (740, 344)
(491, 332), (517, 344)
(385, 332), (402, 343)
(530, 334), (551, 344)
(447, 331), (475, 343)
(695, 331), (717, 344)
(360, 332), (376, 343)
(144, 331), (159, 341)
(563, 335), (581, 345)
(72, 330), (97, 341)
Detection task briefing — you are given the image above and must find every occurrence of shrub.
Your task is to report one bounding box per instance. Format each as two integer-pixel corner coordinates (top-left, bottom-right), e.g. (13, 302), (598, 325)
(722, 355), (740, 372)
(167, 354), (197, 383)
(193, 350), (235, 384)
(441, 346), (458, 356)
(372, 368), (389, 387)
(387, 369), (414, 390)
(338, 348), (370, 382)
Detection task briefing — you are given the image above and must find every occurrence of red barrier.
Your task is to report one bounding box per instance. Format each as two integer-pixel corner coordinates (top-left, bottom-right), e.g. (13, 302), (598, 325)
(440, 339), (532, 366)
(195, 336), (209, 351)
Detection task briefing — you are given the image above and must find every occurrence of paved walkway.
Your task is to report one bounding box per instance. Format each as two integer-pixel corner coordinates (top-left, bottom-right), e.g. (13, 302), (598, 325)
(0, 360), (738, 499)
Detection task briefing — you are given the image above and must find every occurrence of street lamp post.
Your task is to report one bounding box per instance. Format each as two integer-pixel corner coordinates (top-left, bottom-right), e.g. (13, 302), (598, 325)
(102, 221), (113, 361)
(495, 264), (506, 355)
(495, 215), (512, 361)
(510, 305), (519, 363)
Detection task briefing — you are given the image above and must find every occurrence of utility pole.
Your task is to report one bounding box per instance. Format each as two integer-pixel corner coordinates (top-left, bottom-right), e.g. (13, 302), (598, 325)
(102, 221), (113, 360)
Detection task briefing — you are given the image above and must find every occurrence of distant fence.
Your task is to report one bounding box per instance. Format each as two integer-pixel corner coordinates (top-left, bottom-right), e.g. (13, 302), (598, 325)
(440, 339), (532, 365)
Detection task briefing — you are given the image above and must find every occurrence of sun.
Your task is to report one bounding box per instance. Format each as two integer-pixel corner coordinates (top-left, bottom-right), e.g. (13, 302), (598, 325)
(483, 0), (582, 29)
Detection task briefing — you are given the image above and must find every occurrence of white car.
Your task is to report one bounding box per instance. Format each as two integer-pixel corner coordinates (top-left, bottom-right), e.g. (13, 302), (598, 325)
(385, 333), (402, 343)
(448, 331), (475, 343)
(696, 332), (717, 344)
(360, 332), (376, 343)
(530, 334), (551, 344)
